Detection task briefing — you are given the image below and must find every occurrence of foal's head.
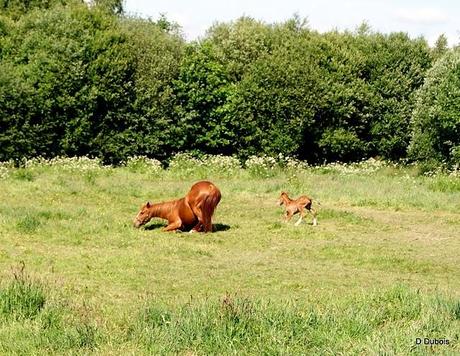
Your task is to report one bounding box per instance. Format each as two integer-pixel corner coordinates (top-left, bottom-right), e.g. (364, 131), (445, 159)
(278, 192), (289, 206)
(133, 201), (153, 228)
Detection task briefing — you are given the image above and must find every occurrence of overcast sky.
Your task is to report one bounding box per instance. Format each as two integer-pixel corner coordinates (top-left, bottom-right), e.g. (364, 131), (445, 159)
(124, 0), (459, 46)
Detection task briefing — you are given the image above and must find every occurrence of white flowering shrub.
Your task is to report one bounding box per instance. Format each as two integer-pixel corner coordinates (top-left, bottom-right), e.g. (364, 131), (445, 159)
(244, 154), (309, 178)
(168, 153), (241, 178)
(22, 156), (107, 172)
(245, 155), (279, 178)
(0, 166), (9, 179)
(200, 155), (241, 176)
(276, 154), (309, 170)
(168, 153), (203, 178)
(1, 155), (458, 183)
(124, 156), (163, 174)
(449, 165), (460, 177)
(421, 162), (460, 178)
(312, 158), (394, 176)
(0, 160), (14, 179)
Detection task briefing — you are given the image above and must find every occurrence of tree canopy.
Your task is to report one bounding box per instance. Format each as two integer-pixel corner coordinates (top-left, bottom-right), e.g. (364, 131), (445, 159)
(1, 3), (455, 166)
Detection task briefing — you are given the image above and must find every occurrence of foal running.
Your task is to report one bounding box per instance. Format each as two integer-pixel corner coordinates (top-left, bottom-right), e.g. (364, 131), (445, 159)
(133, 181), (221, 233)
(278, 192), (318, 226)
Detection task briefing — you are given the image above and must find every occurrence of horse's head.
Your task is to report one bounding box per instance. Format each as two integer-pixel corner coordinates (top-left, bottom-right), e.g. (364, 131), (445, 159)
(133, 201), (153, 228)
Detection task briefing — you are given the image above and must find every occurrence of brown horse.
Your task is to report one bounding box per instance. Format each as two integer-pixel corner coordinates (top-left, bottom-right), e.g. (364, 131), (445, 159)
(133, 180), (221, 232)
(278, 192), (318, 226)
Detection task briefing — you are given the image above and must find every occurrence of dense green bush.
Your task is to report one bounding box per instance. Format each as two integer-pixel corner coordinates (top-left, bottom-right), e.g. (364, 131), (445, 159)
(409, 49), (460, 166)
(0, 5), (437, 164)
(0, 3), (134, 162)
(173, 41), (235, 155)
(120, 16), (184, 161)
(0, 3), (184, 163)
(172, 19), (432, 162)
(307, 29), (431, 162)
(0, 0), (74, 19)
(226, 21), (320, 158)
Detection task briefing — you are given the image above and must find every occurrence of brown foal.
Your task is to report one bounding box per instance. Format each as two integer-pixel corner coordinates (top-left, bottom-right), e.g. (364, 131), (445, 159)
(278, 192), (318, 226)
(133, 181), (221, 232)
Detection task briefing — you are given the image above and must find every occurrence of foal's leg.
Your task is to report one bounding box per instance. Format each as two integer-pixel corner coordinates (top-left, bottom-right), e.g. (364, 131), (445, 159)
(284, 210), (293, 223)
(283, 211), (288, 222)
(295, 207), (305, 226)
(309, 207), (318, 226)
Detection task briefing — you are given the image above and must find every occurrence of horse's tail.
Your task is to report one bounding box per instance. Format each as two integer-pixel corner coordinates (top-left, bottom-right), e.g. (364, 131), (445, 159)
(202, 184), (221, 232)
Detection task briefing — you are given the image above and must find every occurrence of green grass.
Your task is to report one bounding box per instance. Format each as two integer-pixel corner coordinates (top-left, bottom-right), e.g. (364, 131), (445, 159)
(132, 286), (459, 355)
(0, 164), (459, 354)
(0, 266), (46, 320)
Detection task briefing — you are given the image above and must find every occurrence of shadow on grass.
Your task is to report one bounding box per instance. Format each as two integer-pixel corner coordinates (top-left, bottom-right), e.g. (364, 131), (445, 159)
(142, 222), (231, 232)
(213, 223), (231, 232)
(144, 222), (167, 231)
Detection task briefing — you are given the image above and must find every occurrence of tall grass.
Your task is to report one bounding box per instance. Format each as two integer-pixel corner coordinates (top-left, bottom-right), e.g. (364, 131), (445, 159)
(0, 264), (46, 320)
(131, 285), (459, 354)
(0, 267), (101, 354)
(2, 277), (456, 354)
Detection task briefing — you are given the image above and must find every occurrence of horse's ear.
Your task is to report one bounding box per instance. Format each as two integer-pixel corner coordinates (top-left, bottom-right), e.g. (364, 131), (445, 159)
(146, 201), (151, 208)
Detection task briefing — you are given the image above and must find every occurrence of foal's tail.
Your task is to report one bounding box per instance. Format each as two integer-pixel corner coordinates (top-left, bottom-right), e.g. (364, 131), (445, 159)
(202, 184), (222, 232)
(313, 199), (321, 207)
(309, 198), (321, 210)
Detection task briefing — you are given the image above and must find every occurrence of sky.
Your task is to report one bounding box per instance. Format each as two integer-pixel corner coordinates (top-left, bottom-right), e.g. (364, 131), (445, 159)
(123, 0), (460, 46)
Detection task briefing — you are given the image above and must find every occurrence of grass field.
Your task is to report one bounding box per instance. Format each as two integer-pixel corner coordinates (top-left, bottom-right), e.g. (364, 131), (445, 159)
(0, 157), (459, 354)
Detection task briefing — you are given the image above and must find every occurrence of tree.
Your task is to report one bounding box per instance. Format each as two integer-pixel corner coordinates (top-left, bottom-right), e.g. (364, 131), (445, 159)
(120, 16), (185, 160)
(0, 4), (136, 162)
(409, 49), (460, 165)
(0, 0), (77, 19)
(432, 34), (449, 61)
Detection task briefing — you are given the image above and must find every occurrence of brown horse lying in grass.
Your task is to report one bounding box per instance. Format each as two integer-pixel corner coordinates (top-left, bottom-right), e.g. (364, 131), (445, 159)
(278, 192), (318, 226)
(133, 181), (221, 232)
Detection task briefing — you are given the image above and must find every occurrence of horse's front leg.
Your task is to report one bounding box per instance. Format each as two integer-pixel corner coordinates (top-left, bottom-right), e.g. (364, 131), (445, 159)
(163, 220), (182, 232)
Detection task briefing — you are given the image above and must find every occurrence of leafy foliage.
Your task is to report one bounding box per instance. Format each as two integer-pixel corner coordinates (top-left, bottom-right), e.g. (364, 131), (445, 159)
(0, 3), (184, 163)
(0, 6), (441, 164)
(409, 49), (460, 166)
